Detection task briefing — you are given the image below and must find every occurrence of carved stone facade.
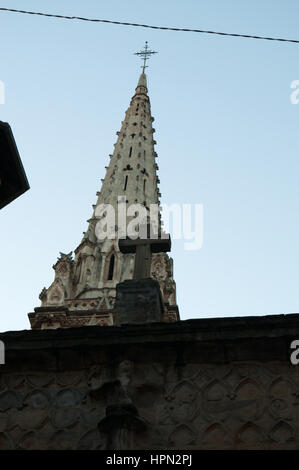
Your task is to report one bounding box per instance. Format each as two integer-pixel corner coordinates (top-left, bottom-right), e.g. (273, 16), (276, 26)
(1, 314), (299, 449)
(29, 73), (179, 329)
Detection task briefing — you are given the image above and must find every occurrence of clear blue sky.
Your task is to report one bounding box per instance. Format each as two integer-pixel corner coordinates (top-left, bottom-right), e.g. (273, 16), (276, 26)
(1, 0), (299, 331)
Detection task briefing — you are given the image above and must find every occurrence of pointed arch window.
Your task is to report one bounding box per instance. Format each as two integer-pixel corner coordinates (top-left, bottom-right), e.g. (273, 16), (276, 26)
(107, 254), (115, 280)
(124, 175), (128, 191)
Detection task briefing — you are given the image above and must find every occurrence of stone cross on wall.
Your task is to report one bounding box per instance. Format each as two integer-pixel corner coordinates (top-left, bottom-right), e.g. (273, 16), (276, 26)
(118, 224), (171, 280)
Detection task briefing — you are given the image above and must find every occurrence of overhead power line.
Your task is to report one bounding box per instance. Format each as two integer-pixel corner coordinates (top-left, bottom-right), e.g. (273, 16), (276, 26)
(0, 7), (299, 45)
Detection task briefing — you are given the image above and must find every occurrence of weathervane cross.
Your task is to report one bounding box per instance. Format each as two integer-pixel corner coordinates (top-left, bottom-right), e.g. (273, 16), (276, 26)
(134, 41), (157, 73)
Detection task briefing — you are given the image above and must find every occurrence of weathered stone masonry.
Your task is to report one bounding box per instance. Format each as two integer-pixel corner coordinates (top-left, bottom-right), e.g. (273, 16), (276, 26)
(0, 314), (298, 450)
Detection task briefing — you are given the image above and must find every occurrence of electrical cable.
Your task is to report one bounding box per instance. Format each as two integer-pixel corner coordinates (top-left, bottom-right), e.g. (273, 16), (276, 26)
(0, 7), (298, 45)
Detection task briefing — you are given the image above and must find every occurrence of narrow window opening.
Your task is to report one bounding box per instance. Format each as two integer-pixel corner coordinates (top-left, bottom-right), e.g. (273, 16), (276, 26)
(108, 254), (115, 280)
(124, 175), (128, 191)
(129, 147), (132, 158)
(143, 179), (146, 193)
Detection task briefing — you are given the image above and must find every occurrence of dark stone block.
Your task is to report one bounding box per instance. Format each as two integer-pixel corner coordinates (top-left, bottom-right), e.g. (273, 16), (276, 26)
(114, 278), (164, 325)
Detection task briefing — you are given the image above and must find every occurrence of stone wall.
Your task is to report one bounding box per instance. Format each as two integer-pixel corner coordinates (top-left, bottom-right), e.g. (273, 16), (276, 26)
(0, 314), (298, 450)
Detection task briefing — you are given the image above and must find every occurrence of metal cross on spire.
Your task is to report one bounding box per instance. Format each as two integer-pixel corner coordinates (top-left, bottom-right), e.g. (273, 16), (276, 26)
(134, 41), (157, 73)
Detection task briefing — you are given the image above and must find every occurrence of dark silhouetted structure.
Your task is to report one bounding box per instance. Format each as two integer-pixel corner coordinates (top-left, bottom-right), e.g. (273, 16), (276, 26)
(0, 121), (29, 210)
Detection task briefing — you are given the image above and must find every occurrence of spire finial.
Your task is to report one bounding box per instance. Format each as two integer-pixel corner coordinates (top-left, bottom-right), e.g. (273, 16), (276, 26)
(134, 41), (157, 74)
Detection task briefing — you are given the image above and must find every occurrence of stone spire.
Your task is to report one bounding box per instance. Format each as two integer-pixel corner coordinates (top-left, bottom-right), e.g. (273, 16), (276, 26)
(91, 72), (159, 217)
(81, 71), (162, 245)
(28, 72), (179, 330)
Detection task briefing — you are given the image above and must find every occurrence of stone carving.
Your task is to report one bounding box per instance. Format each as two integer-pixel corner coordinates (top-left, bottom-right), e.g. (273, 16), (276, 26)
(77, 429), (103, 450)
(0, 391), (21, 411)
(16, 410), (47, 431)
(201, 423), (232, 450)
(150, 254), (178, 315)
(268, 377), (294, 420)
(55, 389), (82, 407)
(168, 424), (196, 447)
(270, 421), (294, 444)
(98, 289), (115, 310)
(1, 348), (298, 450)
(161, 380), (198, 425)
(25, 390), (49, 409)
(236, 422), (264, 449)
(39, 288), (47, 306)
(46, 279), (65, 306)
(150, 253), (167, 282)
(51, 408), (80, 428)
(49, 430), (75, 450)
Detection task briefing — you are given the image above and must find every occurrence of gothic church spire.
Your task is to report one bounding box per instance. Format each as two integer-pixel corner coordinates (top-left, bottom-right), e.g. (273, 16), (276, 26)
(29, 49), (179, 329)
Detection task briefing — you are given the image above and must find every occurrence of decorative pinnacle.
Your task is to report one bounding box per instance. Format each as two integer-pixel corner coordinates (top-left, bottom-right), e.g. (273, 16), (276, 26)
(134, 41), (157, 73)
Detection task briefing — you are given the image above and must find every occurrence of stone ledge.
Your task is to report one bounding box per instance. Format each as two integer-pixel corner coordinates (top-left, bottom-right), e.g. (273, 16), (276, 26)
(1, 313), (299, 353)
